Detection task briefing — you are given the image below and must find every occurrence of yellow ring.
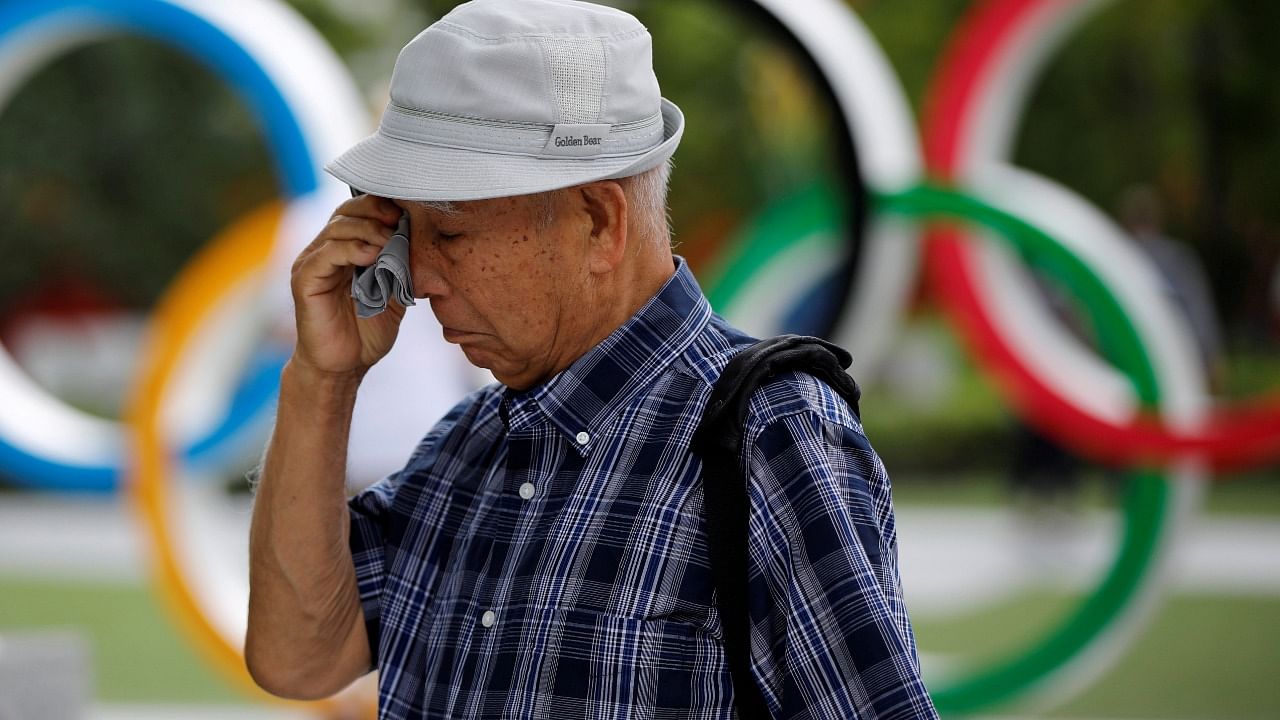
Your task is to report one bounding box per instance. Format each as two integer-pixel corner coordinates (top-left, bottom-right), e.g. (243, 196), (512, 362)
(126, 200), (375, 717)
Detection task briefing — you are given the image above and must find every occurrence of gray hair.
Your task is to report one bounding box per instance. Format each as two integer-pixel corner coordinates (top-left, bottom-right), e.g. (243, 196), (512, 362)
(412, 200), (460, 216)
(621, 158), (674, 248)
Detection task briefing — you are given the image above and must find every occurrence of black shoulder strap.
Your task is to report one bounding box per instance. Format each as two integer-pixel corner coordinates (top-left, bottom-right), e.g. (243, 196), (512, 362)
(691, 335), (861, 719)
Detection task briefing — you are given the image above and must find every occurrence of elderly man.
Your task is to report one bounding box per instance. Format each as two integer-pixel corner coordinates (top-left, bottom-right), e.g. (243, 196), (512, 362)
(245, 0), (936, 717)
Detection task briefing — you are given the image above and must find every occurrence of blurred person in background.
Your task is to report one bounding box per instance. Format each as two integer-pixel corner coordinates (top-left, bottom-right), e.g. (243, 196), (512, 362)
(244, 0), (936, 718)
(1118, 183), (1224, 387)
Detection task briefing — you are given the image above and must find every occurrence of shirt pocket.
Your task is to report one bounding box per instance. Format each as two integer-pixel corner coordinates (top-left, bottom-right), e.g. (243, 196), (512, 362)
(506, 606), (733, 718)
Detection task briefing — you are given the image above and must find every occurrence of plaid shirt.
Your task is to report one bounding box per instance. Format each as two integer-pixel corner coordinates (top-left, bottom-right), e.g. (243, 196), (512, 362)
(348, 258), (937, 719)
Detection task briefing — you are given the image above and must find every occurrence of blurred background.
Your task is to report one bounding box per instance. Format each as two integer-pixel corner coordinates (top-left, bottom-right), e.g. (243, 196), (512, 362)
(0, 0), (1276, 718)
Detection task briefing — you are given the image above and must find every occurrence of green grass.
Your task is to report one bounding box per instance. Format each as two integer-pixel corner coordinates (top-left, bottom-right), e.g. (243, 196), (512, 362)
(4, 576), (1279, 717)
(1049, 595), (1280, 719)
(1053, 595), (1280, 719)
(914, 592), (1083, 670)
(913, 592), (1280, 718)
(0, 577), (245, 703)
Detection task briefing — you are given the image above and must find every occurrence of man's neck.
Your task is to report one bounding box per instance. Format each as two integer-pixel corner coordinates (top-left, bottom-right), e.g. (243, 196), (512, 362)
(520, 245), (676, 392)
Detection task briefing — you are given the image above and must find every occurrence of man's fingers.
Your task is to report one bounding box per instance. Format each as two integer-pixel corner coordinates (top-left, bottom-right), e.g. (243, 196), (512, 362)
(324, 215), (398, 246)
(292, 238), (383, 297)
(293, 215), (396, 275)
(336, 193), (401, 225)
(296, 196), (401, 259)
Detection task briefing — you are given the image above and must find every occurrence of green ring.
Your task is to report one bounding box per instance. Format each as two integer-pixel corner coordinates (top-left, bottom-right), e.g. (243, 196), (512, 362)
(705, 182), (847, 313)
(878, 184), (1173, 714)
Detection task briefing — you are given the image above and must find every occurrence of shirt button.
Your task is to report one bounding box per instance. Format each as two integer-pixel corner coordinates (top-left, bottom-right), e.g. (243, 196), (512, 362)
(480, 610), (496, 628)
(518, 482), (536, 500)
(575, 431), (590, 445)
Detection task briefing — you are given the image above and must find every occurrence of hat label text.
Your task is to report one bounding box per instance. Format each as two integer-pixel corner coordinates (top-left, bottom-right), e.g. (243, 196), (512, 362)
(545, 123), (610, 157)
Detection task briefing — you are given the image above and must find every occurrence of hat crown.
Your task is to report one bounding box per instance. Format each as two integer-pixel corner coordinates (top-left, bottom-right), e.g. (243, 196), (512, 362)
(388, 0), (662, 126)
(326, 0), (685, 201)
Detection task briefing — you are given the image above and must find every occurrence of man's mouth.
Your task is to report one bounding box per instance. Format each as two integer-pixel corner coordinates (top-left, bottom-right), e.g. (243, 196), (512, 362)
(441, 327), (476, 343)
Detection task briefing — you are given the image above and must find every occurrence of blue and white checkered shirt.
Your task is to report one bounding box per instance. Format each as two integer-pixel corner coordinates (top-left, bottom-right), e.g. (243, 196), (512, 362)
(348, 258), (937, 719)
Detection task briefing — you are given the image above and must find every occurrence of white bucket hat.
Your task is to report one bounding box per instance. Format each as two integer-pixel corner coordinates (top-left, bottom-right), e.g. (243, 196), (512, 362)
(326, 0), (685, 202)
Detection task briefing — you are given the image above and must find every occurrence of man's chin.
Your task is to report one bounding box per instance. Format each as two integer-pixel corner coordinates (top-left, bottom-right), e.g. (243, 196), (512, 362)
(455, 342), (489, 366)
(462, 350), (536, 389)
(457, 345), (504, 380)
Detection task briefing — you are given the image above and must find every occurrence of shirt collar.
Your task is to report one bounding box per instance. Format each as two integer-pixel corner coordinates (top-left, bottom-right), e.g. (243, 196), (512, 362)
(504, 257), (712, 453)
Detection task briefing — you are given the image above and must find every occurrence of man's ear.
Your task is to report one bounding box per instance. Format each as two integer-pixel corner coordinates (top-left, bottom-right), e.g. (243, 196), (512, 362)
(578, 181), (628, 273)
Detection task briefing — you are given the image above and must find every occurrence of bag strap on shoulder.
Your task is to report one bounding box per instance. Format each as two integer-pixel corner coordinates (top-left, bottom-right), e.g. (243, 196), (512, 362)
(691, 334), (861, 719)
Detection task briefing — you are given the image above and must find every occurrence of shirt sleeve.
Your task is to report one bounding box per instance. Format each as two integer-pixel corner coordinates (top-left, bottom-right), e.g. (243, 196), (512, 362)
(743, 385), (937, 719)
(346, 390), (480, 663)
(348, 473), (401, 661)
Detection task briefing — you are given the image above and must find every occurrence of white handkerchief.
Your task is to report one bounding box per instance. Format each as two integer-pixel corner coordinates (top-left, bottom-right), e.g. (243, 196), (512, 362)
(351, 213), (415, 318)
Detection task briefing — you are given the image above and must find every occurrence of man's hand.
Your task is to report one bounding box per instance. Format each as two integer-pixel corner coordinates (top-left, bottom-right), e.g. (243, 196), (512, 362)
(290, 194), (408, 377)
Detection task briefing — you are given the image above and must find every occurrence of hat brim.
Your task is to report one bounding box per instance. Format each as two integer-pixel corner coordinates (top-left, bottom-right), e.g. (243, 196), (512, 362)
(326, 98), (684, 202)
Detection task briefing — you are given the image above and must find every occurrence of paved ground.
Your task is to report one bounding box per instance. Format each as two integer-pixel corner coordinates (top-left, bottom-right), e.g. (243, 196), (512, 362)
(4, 495), (1278, 600)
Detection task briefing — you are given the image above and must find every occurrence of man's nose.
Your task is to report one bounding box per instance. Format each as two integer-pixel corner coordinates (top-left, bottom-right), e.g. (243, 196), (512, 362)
(409, 241), (448, 299)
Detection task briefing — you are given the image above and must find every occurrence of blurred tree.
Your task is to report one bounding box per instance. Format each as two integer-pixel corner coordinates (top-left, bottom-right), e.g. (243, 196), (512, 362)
(0, 38), (273, 311)
(854, 0), (969, 115)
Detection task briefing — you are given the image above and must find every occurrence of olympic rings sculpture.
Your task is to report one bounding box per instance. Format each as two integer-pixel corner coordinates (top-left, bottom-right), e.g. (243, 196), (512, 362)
(0, 0), (368, 492)
(2, 0), (1275, 715)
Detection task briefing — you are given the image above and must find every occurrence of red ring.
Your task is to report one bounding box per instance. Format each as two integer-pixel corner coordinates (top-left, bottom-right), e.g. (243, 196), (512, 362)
(920, 0), (1280, 471)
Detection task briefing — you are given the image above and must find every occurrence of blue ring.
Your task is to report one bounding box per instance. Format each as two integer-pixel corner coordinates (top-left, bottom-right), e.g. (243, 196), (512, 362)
(0, 0), (315, 492)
